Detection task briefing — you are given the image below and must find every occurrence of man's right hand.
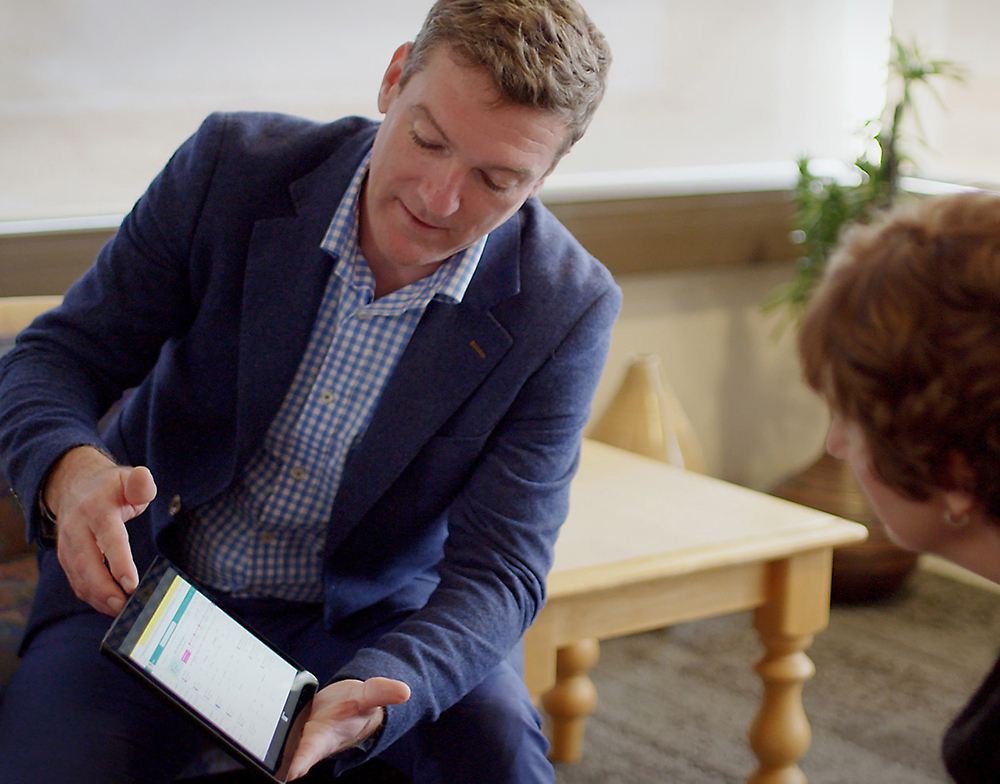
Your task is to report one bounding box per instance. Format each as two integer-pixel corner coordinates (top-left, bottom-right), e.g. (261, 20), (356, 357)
(44, 445), (157, 616)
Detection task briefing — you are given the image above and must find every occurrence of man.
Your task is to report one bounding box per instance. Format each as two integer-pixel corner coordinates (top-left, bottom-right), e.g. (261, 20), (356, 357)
(0, 1), (618, 781)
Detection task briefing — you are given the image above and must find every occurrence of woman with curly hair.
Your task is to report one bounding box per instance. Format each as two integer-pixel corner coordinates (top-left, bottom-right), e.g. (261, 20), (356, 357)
(799, 190), (1000, 782)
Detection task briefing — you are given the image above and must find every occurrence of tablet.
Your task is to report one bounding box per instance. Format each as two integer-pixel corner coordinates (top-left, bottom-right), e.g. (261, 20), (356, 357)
(101, 556), (318, 782)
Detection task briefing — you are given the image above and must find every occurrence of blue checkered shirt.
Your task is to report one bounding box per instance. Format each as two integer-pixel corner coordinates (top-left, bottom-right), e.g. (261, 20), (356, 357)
(180, 151), (486, 601)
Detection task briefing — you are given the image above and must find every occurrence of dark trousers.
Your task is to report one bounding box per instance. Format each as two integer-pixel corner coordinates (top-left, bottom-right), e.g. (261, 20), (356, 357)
(0, 597), (553, 783)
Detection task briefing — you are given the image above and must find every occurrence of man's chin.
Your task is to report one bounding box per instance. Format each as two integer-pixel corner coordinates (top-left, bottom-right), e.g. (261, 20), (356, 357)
(379, 241), (456, 270)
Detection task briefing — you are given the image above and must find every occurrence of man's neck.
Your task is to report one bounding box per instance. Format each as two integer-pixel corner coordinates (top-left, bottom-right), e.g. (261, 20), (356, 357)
(367, 256), (447, 300)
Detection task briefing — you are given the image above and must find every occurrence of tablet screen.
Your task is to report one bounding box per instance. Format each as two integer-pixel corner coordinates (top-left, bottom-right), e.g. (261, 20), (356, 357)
(102, 557), (317, 780)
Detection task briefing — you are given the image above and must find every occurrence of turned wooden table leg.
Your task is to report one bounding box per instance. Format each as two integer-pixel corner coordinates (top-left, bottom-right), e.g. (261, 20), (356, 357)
(748, 548), (834, 784)
(541, 638), (600, 762)
(748, 630), (815, 784)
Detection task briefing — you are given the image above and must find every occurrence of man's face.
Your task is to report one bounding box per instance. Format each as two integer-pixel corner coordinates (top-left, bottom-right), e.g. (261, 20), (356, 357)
(360, 44), (569, 280)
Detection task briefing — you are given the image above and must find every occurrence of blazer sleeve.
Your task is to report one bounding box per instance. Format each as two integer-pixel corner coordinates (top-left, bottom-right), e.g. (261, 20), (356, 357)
(0, 114), (229, 544)
(0, 110), (372, 548)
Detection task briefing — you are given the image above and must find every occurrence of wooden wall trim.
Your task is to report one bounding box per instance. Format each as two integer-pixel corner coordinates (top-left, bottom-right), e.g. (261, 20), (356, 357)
(0, 188), (799, 297)
(0, 227), (116, 297)
(546, 189), (798, 275)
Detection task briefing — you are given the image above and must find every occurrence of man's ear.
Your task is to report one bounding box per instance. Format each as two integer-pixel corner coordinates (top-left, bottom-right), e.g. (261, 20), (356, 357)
(377, 43), (412, 114)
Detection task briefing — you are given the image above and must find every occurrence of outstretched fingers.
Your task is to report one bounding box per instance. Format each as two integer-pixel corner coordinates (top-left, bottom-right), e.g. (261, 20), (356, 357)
(287, 678), (410, 780)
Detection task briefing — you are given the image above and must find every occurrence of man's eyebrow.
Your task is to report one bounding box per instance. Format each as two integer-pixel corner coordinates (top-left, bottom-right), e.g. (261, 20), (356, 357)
(412, 104), (533, 178)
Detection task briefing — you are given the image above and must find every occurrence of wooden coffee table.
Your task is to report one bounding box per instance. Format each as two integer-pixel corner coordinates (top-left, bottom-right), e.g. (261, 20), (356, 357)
(524, 439), (868, 783)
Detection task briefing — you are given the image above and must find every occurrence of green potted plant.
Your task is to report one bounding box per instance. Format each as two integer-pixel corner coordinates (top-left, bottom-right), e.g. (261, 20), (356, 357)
(765, 36), (966, 320)
(767, 37), (966, 602)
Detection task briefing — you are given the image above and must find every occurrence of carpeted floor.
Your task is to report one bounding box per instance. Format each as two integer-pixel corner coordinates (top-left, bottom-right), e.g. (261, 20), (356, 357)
(6, 555), (996, 782)
(552, 569), (1000, 784)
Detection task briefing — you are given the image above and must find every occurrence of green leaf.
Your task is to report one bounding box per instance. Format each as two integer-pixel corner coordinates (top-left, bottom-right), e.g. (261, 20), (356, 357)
(763, 34), (967, 325)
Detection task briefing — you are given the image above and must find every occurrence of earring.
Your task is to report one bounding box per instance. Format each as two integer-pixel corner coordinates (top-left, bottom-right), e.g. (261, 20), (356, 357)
(944, 509), (970, 528)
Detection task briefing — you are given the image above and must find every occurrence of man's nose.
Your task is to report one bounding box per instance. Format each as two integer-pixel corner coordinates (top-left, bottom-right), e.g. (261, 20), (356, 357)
(420, 160), (463, 218)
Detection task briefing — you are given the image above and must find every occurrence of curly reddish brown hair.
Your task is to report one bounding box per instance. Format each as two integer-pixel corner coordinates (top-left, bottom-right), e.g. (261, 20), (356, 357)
(799, 191), (1000, 519)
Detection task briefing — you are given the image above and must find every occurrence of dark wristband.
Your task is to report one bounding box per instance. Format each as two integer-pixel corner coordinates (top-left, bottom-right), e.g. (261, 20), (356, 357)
(36, 490), (59, 546)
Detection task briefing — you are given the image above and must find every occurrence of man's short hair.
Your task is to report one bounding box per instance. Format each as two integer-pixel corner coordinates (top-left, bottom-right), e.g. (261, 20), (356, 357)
(401, 0), (611, 159)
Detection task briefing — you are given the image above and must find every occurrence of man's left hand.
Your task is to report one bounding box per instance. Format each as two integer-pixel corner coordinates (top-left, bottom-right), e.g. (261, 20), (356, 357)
(287, 676), (411, 780)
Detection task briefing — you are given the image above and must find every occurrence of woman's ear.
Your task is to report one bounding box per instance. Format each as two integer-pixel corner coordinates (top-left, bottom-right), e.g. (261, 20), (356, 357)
(377, 43), (413, 114)
(942, 489), (977, 523)
(943, 450), (978, 522)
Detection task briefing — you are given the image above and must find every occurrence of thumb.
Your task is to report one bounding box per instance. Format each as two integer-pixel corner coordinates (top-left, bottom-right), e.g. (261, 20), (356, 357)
(359, 677), (411, 712)
(102, 466), (154, 598)
(123, 466), (157, 513)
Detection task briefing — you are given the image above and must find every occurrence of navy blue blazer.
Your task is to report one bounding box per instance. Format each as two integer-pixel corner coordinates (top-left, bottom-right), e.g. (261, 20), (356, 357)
(0, 112), (621, 752)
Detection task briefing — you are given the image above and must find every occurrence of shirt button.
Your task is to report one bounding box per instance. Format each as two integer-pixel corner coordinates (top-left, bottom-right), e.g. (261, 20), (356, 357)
(318, 389), (335, 404)
(290, 467), (308, 481)
(260, 532), (277, 544)
(168, 495), (182, 516)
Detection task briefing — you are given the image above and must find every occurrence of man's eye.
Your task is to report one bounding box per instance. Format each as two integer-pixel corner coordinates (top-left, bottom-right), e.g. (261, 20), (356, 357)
(481, 172), (519, 194)
(481, 173), (505, 193)
(410, 131), (440, 151)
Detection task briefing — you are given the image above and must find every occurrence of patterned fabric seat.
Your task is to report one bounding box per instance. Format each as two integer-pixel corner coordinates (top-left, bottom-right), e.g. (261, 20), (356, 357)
(0, 547), (36, 700)
(0, 325), (39, 700)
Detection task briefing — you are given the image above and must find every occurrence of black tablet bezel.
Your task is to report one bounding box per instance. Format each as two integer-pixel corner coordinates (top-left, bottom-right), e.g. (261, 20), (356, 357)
(101, 556), (318, 782)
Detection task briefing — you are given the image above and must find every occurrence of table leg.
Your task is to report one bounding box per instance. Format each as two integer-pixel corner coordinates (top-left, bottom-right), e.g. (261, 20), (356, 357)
(540, 638), (600, 763)
(748, 628), (815, 784)
(748, 549), (833, 784)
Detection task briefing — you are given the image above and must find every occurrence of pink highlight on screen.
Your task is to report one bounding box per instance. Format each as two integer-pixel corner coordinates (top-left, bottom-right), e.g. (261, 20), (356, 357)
(182, 650), (191, 663)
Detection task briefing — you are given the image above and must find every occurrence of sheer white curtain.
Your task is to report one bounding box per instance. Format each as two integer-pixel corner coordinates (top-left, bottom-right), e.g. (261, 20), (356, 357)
(0, 0), (905, 221)
(892, 0), (1000, 188)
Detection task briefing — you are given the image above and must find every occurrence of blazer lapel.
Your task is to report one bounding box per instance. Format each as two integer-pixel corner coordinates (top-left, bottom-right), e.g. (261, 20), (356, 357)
(234, 130), (374, 466)
(235, 217), (332, 467)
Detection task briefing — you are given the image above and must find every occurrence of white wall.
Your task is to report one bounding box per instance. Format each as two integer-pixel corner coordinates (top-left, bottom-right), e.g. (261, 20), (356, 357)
(590, 265), (829, 491)
(891, 0), (1000, 188)
(2, 0), (892, 222)
(1, 0), (426, 221)
(7, 0), (994, 493)
(0, 0), (884, 491)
